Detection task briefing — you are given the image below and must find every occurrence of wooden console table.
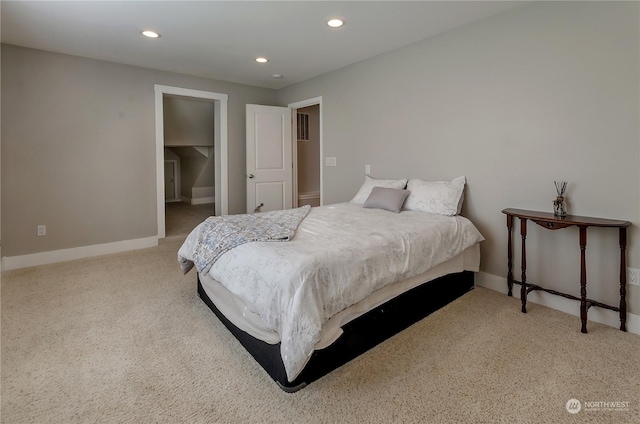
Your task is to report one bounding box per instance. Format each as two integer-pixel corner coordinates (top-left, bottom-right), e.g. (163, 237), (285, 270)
(502, 208), (631, 333)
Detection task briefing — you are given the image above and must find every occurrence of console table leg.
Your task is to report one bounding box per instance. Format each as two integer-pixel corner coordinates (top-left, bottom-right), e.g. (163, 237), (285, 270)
(619, 228), (628, 332)
(507, 214), (514, 297)
(579, 226), (588, 334)
(520, 218), (528, 314)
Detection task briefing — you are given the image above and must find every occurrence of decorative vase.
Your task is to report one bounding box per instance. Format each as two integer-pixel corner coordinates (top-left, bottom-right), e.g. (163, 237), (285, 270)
(553, 181), (567, 217)
(553, 196), (567, 217)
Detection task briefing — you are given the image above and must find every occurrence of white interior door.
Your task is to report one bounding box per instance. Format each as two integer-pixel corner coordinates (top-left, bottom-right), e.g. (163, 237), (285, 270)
(246, 104), (292, 213)
(164, 161), (176, 201)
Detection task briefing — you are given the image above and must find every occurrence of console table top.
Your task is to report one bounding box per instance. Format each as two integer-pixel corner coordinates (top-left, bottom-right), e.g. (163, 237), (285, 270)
(502, 208), (631, 228)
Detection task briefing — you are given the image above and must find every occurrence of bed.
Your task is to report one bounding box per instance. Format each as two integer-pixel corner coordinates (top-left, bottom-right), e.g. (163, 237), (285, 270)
(178, 176), (484, 392)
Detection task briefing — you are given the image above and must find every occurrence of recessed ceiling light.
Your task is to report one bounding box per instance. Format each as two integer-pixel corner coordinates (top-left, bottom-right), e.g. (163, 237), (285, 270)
(256, 57), (269, 63)
(272, 74), (284, 79)
(327, 19), (344, 28)
(141, 30), (161, 39)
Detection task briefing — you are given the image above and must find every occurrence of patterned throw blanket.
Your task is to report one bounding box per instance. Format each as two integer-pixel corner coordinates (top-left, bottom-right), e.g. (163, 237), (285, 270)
(190, 205), (311, 275)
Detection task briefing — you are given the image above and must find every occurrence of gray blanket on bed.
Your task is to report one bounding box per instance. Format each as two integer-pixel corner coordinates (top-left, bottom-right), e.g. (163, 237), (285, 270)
(190, 205), (311, 275)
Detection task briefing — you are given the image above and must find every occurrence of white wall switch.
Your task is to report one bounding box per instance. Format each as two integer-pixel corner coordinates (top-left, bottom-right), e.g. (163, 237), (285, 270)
(365, 164), (371, 175)
(325, 157), (337, 167)
(37, 225), (46, 236)
(629, 268), (640, 286)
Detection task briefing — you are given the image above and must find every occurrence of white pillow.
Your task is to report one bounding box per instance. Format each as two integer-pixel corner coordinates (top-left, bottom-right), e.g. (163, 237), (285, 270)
(350, 176), (408, 204)
(403, 176), (466, 216)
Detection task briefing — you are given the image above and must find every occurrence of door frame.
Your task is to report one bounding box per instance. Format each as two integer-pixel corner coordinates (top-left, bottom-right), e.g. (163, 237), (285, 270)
(288, 96), (323, 207)
(154, 85), (228, 239)
(164, 159), (180, 202)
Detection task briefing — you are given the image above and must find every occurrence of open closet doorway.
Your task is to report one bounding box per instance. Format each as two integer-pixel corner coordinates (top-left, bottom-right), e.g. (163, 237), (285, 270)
(155, 85), (228, 240)
(163, 95), (216, 238)
(289, 97), (323, 208)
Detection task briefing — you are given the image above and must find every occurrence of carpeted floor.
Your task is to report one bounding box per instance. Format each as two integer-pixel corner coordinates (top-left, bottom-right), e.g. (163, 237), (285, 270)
(2, 242), (639, 423)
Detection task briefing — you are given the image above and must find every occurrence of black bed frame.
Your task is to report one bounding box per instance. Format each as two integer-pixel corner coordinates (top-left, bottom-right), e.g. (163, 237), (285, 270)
(197, 271), (474, 392)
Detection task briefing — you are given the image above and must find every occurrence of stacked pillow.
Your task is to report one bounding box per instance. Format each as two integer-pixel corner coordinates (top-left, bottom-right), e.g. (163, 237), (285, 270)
(403, 176), (466, 216)
(363, 187), (410, 213)
(350, 176), (407, 204)
(351, 175), (465, 215)
(350, 176), (408, 213)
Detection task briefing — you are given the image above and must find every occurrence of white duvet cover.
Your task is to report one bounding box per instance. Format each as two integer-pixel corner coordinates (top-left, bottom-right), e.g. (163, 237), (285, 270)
(178, 202), (484, 381)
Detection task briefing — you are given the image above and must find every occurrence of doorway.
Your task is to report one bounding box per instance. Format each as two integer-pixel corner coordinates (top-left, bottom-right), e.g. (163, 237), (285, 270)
(294, 104), (320, 207)
(154, 85), (228, 240)
(289, 97), (323, 207)
(163, 95), (215, 238)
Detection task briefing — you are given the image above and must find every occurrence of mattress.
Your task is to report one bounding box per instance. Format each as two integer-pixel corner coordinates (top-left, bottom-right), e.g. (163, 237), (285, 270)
(197, 270), (475, 391)
(198, 243), (480, 350)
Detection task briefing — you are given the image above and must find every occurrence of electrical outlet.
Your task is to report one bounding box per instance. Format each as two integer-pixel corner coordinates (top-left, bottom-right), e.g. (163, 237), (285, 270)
(365, 164), (371, 175)
(629, 268), (640, 286)
(325, 157), (337, 167)
(37, 225), (46, 236)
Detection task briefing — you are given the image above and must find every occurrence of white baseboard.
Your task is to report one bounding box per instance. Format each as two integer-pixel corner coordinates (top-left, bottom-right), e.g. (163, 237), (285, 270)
(179, 196), (215, 205)
(191, 197), (215, 205)
(1, 236), (159, 271)
(298, 191), (320, 200)
(476, 272), (640, 335)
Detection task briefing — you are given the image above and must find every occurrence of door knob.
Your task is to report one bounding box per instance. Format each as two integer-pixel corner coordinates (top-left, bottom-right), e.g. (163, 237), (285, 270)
(248, 174), (255, 179)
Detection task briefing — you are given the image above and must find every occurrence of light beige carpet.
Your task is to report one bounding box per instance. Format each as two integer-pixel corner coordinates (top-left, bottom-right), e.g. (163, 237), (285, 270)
(2, 242), (639, 423)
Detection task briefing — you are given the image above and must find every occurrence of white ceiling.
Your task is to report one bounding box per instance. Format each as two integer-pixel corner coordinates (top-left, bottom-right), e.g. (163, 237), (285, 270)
(1, 1), (527, 89)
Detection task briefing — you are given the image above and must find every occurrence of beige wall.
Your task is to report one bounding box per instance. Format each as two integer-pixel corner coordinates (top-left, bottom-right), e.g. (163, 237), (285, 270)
(194, 152), (215, 189)
(278, 2), (640, 313)
(180, 155), (212, 196)
(163, 96), (214, 147)
(1, 44), (276, 256)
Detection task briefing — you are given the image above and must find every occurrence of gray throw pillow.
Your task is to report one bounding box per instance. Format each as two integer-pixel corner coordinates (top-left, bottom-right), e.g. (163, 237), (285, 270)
(363, 187), (410, 213)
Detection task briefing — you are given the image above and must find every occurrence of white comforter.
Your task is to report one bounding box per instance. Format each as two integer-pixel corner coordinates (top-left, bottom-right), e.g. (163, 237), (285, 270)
(178, 203), (484, 381)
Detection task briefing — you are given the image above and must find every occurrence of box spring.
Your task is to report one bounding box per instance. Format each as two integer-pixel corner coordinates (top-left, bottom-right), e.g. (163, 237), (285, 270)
(197, 270), (474, 392)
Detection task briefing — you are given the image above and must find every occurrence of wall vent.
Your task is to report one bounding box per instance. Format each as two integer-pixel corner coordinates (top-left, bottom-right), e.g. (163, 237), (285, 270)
(297, 113), (309, 141)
